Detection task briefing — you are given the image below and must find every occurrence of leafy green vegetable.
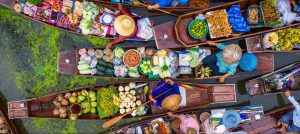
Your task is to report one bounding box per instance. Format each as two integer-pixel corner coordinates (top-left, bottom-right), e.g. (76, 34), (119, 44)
(27, 0), (42, 5)
(96, 86), (119, 119)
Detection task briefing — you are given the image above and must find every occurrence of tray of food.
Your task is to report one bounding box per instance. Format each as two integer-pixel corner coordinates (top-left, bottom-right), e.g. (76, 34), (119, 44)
(205, 9), (232, 39)
(260, 1), (282, 27)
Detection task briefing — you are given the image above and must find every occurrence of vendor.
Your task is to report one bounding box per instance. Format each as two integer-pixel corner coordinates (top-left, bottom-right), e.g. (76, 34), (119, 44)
(277, 89), (300, 133)
(106, 4), (137, 48)
(167, 112), (200, 134)
(201, 41), (242, 83)
(149, 79), (186, 111)
(147, 0), (189, 9)
(290, 0), (300, 13)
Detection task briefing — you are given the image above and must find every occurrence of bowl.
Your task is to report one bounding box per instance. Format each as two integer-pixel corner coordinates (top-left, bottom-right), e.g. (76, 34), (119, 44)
(188, 19), (208, 39)
(123, 49), (142, 68)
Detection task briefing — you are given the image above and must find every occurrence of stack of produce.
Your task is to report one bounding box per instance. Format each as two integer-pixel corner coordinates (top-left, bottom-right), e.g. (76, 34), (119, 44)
(0, 115), (11, 134)
(151, 50), (172, 78)
(79, 1), (100, 34)
(261, 1), (281, 27)
(274, 28), (300, 51)
(205, 10), (232, 38)
(52, 93), (69, 119)
(227, 5), (250, 33)
(139, 59), (152, 74)
(247, 7), (259, 24)
(118, 83), (142, 114)
(188, 19), (208, 39)
(97, 86), (119, 119)
(263, 32), (279, 48)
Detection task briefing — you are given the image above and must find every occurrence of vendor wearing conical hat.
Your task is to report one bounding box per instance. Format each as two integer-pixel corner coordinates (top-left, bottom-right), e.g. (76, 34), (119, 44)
(106, 4), (137, 48)
(149, 79), (186, 111)
(201, 41), (242, 83)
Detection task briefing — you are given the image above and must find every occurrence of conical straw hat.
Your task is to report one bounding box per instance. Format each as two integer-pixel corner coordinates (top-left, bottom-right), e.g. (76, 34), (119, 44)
(222, 44), (242, 64)
(114, 15), (135, 36)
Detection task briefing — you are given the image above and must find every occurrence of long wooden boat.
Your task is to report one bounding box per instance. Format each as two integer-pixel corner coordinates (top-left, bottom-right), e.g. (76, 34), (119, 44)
(107, 104), (294, 134)
(229, 104), (294, 133)
(246, 62), (300, 97)
(155, 0), (300, 49)
(57, 46), (274, 80)
(106, 105), (265, 134)
(0, 102), (18, 134)
(7, 81), (236, 121)
(0, 0), (154, 42)
(92, 0), (210, 14)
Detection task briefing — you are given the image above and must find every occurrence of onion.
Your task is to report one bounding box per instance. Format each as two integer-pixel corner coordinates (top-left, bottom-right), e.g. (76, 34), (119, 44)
(0, 117), (5, 125)
(53, 108), (60, 116)
(64, 92), (71, 98)
(59, 107), (67, 114)
(57, 94), (63, 101)
(60, 113), (67, 118)
(61, 99), (69, 106)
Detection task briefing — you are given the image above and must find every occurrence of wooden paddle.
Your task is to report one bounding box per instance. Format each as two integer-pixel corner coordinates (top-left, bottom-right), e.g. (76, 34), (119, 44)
(102, 87), (174, 128)
(130, 0), (179, 16)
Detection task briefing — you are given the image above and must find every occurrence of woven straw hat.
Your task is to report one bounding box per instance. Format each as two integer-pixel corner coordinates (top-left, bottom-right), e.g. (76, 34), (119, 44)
(161, 94), (181, 111)
(114, 15), (135, 36)
(222, 44), (242, 64)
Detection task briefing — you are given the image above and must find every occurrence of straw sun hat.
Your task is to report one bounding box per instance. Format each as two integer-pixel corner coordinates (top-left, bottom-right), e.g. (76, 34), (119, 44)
(222, 44), (242, 64)
(162, 94), (182, 111)
(114, 15), (135, 36)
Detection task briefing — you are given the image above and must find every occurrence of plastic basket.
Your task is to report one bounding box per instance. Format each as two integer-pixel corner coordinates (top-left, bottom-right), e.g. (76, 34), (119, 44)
(188, 19), (208, 39)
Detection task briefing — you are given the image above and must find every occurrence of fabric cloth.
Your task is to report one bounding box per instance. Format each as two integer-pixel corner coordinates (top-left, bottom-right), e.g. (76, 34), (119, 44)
(152, 80), (180, 108)
(216, 43), (239, 75)
(280, 110), (300, 132)
(288, 96), (300, 127)
(109, 6), (137, 45)
(179, 114), (200, 134)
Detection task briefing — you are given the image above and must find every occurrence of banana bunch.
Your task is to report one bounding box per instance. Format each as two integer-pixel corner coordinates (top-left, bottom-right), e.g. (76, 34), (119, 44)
(268, 32), (278, 46)
(197, 66), (212, 78)
(274, 28), (299, 51)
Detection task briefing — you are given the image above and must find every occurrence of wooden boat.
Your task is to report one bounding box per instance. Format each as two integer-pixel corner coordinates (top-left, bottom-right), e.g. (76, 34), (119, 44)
(57, 46), (274, 80)
(7, 81), (237, 120)
(0, 0), (154, 42)
(245, 34), (300, 53)
(154, 0), (300, 49)
(246, 62), (300, 97)
(0, 102), (19, 134)
(106, 104), (294, 134)
(229, 104), (295, 133)
(106, 105), (265, 134)
(91, 0), (210, 14)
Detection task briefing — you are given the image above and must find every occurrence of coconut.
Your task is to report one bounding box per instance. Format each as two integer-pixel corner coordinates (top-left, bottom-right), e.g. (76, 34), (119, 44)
(53, 108), (60, 116)
(120, 109), (125, 114)
(129, 82), (136, 89)
(136, 100), (141, 106)
(60, 112), (67, 118)
(130, 90), (136, 95)
(119, 86), (124, 92)
(125, 108), (131, 113)
(61, 99), (69, 106)
(132, 96), (137, 101)
(125, 86), (130, 91)
(59, 107), (67, 114)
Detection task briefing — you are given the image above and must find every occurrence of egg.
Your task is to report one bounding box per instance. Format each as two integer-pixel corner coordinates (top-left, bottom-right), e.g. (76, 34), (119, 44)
(119, 86), (124, 92)
(136, 100), (142, 106)
(126, 108), (131, 113)
(130, 90), (136, 95)
(125, 86), (130, 91)
(120, 109), (125, 114)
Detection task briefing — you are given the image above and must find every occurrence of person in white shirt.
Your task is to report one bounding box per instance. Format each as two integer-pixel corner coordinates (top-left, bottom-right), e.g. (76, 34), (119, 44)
(277, 89), (300, 133)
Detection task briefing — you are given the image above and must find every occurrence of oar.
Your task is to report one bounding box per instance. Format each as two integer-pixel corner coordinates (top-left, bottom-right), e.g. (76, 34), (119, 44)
(130, 0), (178, 16)
(102, 87), (174, 128)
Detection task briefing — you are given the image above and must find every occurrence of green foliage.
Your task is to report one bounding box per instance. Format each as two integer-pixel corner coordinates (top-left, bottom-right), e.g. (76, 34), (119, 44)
(27, 0), (43, 6)
(86, 36), (109, 46)
(33, 119), (78, 134)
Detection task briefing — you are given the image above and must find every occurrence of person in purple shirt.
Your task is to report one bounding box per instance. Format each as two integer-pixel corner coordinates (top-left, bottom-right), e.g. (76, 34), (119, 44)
(147, 0), (189, 9)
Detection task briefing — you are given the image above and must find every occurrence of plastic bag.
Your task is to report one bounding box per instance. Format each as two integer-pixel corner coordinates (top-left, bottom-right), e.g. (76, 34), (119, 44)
(136, 18), (153, 40)
(277, 0), (300, 25)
